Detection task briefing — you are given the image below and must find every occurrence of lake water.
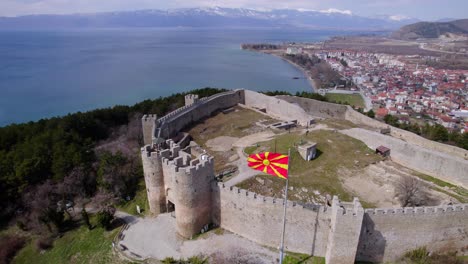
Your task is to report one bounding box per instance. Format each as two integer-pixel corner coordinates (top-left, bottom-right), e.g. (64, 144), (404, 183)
(0, 28), (358, 126)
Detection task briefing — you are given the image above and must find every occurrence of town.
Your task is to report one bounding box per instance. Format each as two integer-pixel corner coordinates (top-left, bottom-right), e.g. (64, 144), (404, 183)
(243, 41), (468, 136)
(316, 48), (468, 133)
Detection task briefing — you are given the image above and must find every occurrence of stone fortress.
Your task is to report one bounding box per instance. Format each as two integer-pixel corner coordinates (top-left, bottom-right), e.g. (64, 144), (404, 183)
(141, 89), (468, 264)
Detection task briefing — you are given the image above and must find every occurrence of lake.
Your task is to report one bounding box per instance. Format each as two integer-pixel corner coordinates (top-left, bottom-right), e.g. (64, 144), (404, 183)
(0, 28), (360, 126)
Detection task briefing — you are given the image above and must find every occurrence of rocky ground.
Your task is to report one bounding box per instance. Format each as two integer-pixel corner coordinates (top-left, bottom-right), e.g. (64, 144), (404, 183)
(118, 214), (277, 263)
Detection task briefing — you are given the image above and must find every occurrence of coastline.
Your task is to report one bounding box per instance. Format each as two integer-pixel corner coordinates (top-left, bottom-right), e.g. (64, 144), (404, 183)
(246, 49), (317, 92)
(272, 53), (318, 93)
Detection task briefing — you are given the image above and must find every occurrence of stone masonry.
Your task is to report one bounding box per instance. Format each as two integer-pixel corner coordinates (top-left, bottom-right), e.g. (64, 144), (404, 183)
(141, 90), (468, 263)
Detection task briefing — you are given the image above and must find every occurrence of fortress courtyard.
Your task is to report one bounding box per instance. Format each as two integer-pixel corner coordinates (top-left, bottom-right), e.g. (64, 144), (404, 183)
(116, 94), (467, 263)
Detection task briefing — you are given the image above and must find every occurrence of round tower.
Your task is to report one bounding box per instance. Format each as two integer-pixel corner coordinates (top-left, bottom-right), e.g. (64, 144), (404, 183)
(141, 145), (166, 215)
(174, 156), (215, 239)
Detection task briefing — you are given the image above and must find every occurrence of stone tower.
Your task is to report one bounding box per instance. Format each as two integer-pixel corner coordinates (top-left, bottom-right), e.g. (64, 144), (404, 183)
(173, 155), (214, 238)
(325, 196), (364, 264)
(141, 145), (166, 215)
(184, 94), (199, 106)
(141, 114), (157, 146)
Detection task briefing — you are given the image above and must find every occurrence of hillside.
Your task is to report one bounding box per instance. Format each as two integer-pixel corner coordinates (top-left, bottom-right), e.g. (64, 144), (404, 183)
(392, 19), (468, 39)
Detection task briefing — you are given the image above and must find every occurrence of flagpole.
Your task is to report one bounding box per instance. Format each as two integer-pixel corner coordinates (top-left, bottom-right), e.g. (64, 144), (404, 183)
(279, 148), (291, 264)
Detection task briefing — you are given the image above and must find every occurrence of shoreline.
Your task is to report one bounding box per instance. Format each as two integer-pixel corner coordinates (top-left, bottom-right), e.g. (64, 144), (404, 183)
(246, 49), (317, 93)
(272, 53), (318, 93)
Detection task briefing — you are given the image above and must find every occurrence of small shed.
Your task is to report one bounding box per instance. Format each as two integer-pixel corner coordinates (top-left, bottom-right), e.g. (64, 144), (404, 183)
(380, 127), (391, 135)
(376, 145), (391, 157)
(297, 141), (318, 161)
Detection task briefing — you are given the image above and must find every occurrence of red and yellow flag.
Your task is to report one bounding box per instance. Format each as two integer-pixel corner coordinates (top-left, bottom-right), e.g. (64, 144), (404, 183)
(247, 152), (289, 179)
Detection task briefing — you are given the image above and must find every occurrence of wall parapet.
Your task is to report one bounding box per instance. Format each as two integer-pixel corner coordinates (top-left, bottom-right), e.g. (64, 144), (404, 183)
(364, 204), (468, 216)
(215, 182), (327, 212)
(157, 90), (243, 125)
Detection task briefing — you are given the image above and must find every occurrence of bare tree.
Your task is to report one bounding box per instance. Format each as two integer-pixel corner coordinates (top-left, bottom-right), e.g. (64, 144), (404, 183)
(22, 181), (63, 234)
(395, 176), (429, 207)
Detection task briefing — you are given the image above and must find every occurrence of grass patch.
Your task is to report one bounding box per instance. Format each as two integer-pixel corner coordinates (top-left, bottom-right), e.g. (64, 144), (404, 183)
(161, 256), (208, 264)
(431, 187), (467, 203)
(244, 145), (258, 155)
(117, 180), (149, 216)
(186, 106), (276, 173)
(325, 93), (365, 108)
(319, 119), (357, 130)
(186, 106), (273, 146)
(237, 130), (382, 204)
(413, 172), (468, 203)
(400, 246), (465, 264)
(284, 252), (325, 264)
(13, 216), (124, 264)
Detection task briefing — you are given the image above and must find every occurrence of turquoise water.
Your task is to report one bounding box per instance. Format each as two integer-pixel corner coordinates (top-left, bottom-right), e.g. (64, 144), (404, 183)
(0, 28), (355, 126)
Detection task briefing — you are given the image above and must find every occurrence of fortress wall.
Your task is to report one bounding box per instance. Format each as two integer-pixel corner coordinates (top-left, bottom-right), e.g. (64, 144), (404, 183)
(142, 114), (157, 146)
(243, 90), (314, 126)
(344, 106), (388, 129)
(344, 107), (468, 160)
(213, 183), (331, 256)
(357, 205), (468, 263)
(277, 95), (349, 119)
(272, 95), (468, 160)
(158, 90), (244, 138)
(340, 128), (468, 188)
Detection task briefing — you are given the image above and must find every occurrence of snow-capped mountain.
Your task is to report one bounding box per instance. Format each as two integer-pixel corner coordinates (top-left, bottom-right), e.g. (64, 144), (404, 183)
(0, 7), (419, 30)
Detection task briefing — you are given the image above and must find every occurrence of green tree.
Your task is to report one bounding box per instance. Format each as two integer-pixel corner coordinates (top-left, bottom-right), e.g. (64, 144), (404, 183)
(430, 124), (449, 142)
(81, 208), (92, 230)
(96, 207), (115, 230)
(367, 109), (375, 118)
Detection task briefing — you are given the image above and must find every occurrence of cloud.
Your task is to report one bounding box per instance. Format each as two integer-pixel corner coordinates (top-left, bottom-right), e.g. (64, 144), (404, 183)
(319, 8), (352, 15)
(389, 15), (410, 21)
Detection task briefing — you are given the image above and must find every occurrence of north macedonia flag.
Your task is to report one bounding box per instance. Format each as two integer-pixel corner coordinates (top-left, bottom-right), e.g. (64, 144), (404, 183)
(247, 152), (289, 179)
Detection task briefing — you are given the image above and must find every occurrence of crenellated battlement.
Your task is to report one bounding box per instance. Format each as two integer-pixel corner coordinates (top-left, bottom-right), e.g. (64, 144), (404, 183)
(156, 90), (244, 131)
(142, 114), (157, 121)
(160, 140), (214, 176)
(141, 145), (158, 159)
(162, 154), (214, 175)
(185, 94), (199, 106)
(141, 89), (468, 262)
(215, 182), (326, 212)
(364, 204), (468, 216)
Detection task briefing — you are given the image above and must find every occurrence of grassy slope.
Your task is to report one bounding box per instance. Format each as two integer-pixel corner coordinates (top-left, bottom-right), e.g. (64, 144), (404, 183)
(187, 106), (275, 173)
(237, 130), (382, 204)
(187, 106), (272, 146)
(117, 180), (150, 216)
(13, 219), (124, 264)
(412, 172), (468, 203)
(325, 93), (365, 108)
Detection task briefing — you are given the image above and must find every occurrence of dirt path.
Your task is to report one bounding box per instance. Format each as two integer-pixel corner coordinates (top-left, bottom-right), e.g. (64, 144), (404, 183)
(224, 131), (279, 187)
(206, 136), (239, 152)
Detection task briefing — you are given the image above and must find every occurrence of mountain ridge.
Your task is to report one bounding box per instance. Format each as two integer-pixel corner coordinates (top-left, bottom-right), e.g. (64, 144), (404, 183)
(0, 7), (418, 30)
(392, 19), (468, 39)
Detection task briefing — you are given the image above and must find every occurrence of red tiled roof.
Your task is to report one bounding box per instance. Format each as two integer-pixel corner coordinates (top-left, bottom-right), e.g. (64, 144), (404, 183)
(376, 108), (389, 116)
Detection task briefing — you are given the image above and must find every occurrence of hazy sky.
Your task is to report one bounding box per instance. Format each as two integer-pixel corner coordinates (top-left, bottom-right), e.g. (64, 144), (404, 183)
(0, 0), (465, 21)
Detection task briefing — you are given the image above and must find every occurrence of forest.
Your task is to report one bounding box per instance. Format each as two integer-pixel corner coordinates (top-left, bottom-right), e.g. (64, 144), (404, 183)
(0, 87), (225, 230)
